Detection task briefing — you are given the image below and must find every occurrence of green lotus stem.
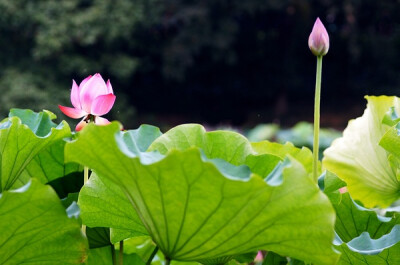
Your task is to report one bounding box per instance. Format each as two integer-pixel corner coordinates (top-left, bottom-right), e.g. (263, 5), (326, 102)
(146, 246), (159, 265)
(165, 257), (171, 265)
(313, 55), (323, 182)
(81, 166), (89, 234)
(118, 241), (124, 265)
(112, 244), (117, 265)
(84, 165), (89, 183)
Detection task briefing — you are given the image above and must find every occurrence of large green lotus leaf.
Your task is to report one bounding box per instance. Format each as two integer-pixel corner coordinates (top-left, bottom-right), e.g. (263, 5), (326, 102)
(0, 178), (88, 264)
(382, 106), (400, 127)
(341, 225), (400, 255)
(86, 227), (112, 249)
(323, 96), (400, 208)
(121, 124), (162, 154)
(251, 140), (316, 176)
(321, 171), (400, 242)
(318, 170), (347, 207)
(48, 171), (84, 199)
(78, 125), (160, 243)
(86, 228), (147, 264)
(148, 124), (281, 177)
(15, 139), (82, 189)
(334, 226), (400, 265)
(334, 192), (400, 242)
(380, 122), (400, 159)
(321, 171), (400, 264)
(25, 140), (81, 181)
(379, 122), (400, 186)
(65, 123), (339, 265)
(78, 172), (148, 242)
(148, 124), (253, 164)
(9, 109), (81, 188)
(8, 108), (59, 137)
(120, 236), (156, 260)
(0, 109), (71, 191)
(111, 228), (137, 244)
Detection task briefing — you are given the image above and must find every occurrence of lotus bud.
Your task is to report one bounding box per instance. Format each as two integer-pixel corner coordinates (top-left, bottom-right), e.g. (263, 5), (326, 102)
(308, 18), (329, 56)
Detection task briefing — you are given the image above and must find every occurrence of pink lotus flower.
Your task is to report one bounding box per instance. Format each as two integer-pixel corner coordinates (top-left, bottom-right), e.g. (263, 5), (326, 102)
(308, 18), (330, 56)
(59, 73), (116, 131)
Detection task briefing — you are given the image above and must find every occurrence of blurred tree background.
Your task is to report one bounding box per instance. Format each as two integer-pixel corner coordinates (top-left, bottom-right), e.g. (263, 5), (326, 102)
(0, 0), (399, 130)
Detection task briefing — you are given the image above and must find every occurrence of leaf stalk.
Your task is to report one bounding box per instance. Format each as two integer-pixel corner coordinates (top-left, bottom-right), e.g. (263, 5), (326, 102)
(118, 240), (124, 265)
(313, 55), (323, 182)
(81, 166), (89, 234)
(146, 246), (159, 265)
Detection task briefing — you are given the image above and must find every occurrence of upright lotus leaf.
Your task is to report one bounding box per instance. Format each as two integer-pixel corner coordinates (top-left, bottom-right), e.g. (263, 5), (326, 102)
(323, 96), (400, 208)
(340, 225), (400, 255)
(78, 172), (148, 242)
(8, 108), (59, 136)
(0, 109), (71, 191)
(318, 171), (347, 205)
(148, 124), (252, 165)
(61, 192), (79, 209)
(49, 171), (84, 198)
(0, 179), (88, 264)
(148, 124), (281, 176)
(121, 236), (157, 261)
(121, 124), (163, 154)
(251, 140), (316, 176)
(9, 109), (81, 188)
(15, 139), (82, 189)
(85, 228), (149, 264)
(65, 123), (339, 265)
(86, 227), (112, 249)
(334, 227), (400, 265)
(379, 123), (400, 187)
(111, 228), (137, 244)
(78, 125), (160, 243)
(321, 171), (400, 264)
(333, 192), (400, 243)
(87, 247), (114, 265)
(382, 106), (400, 126)
(380, 121), (400, 159)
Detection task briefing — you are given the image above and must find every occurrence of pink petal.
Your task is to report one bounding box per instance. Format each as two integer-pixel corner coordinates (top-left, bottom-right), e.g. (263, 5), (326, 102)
(79, 75), (92, 87)
(80, 73), (109, 113)
(75, 119), (88, 131)
(106, 79), (113, 94)
(254, 251), (263, 262)
(94, 116), (111, 125)
(91, 94), (116, 116)
(70, 80), (81, 109)
(59, 105), (86, 119)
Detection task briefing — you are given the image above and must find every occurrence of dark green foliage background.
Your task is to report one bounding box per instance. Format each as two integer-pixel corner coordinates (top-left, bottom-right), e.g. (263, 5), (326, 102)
(0, 0), (398, 128)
